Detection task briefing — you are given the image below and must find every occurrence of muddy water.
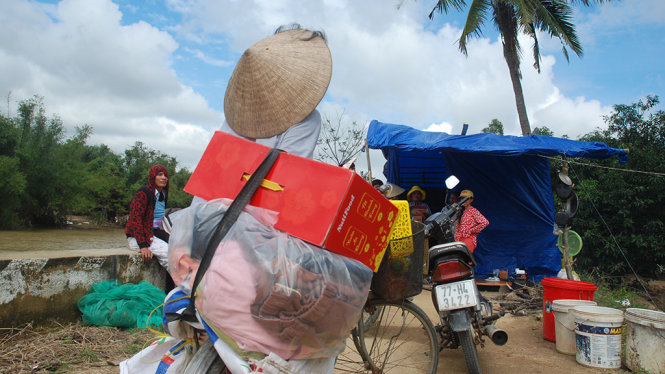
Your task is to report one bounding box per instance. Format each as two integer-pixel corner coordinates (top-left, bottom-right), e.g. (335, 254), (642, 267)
(0, 227), (127, 253)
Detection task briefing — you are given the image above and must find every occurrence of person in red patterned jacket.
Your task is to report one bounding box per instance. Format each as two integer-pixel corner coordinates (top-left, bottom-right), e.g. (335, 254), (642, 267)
(125, 164), (170, 268)
(454, 189), (489, 253)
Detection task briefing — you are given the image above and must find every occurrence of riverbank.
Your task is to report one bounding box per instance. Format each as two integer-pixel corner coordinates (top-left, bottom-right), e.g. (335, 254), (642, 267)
(0, 249), (168, 327)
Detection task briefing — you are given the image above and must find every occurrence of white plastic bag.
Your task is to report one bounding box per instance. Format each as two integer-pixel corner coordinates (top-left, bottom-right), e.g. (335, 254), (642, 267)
(119, 336), (192, 374)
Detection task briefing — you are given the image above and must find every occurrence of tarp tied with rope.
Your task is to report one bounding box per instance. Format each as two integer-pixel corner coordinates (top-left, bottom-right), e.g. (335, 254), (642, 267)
(367, 120), (629, 280)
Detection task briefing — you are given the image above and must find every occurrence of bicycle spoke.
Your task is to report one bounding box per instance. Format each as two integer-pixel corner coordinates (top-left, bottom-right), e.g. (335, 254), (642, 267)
(335, 300), (438, 374)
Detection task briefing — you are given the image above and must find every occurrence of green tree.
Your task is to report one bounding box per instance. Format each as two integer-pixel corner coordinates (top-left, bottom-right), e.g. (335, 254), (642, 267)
(481, 118), (504, 134)
(0, 155), (27, 228)
(0, 95), (193, 228)
(428, 0), (609, 136)
(572, 96), (664, 277)
(167, 167), (193, 208)
(12, 96), (68, 226)
(532, 126), (554, 136)
(76, 140), (127, 222)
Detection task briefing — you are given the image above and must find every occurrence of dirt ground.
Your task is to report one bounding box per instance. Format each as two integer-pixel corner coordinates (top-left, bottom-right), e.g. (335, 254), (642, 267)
(0, 287), (650, 374)
(412, 290), (626, 374)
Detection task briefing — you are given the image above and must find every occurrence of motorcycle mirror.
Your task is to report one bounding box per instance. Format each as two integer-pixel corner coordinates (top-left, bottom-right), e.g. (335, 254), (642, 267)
(445, 175), (460, 190)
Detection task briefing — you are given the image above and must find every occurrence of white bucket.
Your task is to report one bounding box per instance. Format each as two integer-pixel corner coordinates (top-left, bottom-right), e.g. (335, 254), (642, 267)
(552, 299), (598, 355)
(624, 308), (665, 374)
(573, 306), (624, 369)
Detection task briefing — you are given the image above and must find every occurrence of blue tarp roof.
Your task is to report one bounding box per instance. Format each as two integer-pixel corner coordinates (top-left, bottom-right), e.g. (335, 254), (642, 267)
(367, 120), (629, 281)
(368, 121), (628, 162)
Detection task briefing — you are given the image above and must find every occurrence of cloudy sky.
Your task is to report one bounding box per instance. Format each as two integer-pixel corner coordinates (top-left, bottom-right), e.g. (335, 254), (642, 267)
(1, 0), (663, 174)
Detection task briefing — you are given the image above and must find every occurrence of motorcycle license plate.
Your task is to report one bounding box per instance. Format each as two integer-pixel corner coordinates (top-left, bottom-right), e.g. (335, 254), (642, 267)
(435, 280), (478, 311)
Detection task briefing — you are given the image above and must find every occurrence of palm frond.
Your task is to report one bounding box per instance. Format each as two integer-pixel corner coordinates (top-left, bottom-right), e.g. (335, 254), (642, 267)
(568, 0), (613, 5)
(459, 0), (492, 55)
(428, 0), (468, 19)
(533, 0), (583, 58)
(524, 23), (542, 72)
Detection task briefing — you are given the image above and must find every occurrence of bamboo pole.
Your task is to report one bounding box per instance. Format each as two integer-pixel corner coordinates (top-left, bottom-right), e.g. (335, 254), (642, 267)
(365, 138), (372, 182)
(560, 155), (574, 280)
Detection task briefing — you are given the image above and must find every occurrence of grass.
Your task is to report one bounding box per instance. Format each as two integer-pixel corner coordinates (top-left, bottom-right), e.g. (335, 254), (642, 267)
(579, 272), (651, 310)
(76, 347), (101, 362)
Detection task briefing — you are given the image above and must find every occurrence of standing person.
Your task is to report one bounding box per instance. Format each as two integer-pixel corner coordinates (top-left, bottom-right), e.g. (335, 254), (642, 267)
(407, 185), (431, 223)
(125, 164), (170, 269)
(219, 23), (331, 159)
(454, 190), (489, 253)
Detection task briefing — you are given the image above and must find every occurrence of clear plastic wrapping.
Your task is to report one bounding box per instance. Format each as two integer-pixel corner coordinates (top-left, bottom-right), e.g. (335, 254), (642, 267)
(168, 199), (372, 360)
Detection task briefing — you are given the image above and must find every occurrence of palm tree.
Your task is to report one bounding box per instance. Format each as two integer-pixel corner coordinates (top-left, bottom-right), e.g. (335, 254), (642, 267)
(429, 0), (609, 136)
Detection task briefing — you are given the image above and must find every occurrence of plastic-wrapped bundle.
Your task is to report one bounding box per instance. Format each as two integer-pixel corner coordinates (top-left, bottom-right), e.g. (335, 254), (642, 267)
(167, 199), (372, 360)
(77, 280), (165, 328)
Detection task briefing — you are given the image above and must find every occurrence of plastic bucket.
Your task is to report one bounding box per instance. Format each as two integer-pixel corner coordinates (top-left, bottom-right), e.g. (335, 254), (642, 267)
(573, 306), (624, 369)
(552, 299), (598, 355)
(624, 308), (665, 374)
(541, 277), (597, 341)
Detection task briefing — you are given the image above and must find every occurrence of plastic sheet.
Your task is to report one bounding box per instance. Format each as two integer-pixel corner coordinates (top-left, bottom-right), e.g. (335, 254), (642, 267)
(167, 199), (372, 360)
(120, 336), (192, 374)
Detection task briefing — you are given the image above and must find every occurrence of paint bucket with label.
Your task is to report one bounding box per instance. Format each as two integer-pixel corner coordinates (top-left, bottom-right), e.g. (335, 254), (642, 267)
(552, 299), (598, 355)
(573, 306), (624, 369)
(624, 308), (665, 374)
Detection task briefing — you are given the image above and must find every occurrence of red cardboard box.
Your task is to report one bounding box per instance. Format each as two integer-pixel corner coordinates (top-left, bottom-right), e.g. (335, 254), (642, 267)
(184, 132), (399, 271)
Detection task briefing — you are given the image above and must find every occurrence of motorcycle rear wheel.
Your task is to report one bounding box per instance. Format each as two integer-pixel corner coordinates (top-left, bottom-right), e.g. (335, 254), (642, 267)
(456, 330), (481, 374)
(183, 339), (227, 374)
(334, 299), (438, 373)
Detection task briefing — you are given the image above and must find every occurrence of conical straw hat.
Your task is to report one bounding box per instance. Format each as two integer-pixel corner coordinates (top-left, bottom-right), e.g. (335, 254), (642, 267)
(224, 29), (332, 139)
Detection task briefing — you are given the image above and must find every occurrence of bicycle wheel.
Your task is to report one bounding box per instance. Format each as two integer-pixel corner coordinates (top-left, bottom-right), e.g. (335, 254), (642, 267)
(334, 299), (438, 373)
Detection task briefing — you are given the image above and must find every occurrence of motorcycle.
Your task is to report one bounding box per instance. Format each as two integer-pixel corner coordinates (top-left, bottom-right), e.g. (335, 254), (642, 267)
(422, 176), (508, 374)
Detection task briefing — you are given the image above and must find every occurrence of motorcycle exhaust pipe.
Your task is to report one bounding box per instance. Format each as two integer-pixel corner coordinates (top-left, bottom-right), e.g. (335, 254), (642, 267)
(483, 325), (508, 346)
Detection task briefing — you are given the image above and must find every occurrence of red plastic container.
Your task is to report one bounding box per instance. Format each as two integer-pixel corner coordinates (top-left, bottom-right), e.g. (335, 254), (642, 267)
(541, 277), (597, 341)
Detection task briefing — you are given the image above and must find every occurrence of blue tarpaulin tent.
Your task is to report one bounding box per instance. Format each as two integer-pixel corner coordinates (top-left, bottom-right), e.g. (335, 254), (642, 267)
(367, 120), (628, 281)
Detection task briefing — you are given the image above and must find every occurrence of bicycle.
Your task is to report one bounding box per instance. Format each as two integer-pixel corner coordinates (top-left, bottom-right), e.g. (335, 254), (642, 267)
(334, 222), (439, 374)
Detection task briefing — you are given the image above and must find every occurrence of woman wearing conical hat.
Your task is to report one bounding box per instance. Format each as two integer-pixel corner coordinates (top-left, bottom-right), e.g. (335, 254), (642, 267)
(219, 23), (332, 159)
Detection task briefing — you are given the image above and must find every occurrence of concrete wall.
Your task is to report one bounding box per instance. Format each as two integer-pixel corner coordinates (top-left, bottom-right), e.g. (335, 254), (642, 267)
(0, 249), (168, 327)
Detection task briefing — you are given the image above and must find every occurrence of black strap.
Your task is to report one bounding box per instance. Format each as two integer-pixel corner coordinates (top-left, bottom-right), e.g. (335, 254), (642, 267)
(180, 148), (282, 322)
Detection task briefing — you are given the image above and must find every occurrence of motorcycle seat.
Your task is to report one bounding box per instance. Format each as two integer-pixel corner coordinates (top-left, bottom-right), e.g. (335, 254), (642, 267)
(428, 242), (476, 266)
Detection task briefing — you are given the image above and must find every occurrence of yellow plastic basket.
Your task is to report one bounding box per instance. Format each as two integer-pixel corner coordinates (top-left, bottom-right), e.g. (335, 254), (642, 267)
(387, 200), (414, 257)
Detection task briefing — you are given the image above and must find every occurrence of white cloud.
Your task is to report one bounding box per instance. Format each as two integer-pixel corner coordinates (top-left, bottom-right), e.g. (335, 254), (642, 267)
(424, 122), (453, 133)
(2, 0), (649, 174)
(0, 0), (221, 169)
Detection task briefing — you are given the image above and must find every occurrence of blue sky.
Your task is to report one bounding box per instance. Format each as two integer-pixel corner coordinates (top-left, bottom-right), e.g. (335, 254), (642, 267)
(1, 0), (663, 172)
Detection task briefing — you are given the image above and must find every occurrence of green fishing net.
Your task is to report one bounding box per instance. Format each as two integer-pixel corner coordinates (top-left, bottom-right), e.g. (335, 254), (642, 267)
(77, 280), (166, 329)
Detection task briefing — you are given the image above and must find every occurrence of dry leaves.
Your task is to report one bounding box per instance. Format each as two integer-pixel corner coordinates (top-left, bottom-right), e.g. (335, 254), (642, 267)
(0, 321), (155, 373)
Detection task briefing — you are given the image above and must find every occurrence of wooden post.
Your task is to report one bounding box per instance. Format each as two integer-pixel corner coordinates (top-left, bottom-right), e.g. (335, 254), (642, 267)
(560, 155), (574, 280)
(365, 138), (372, 182)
